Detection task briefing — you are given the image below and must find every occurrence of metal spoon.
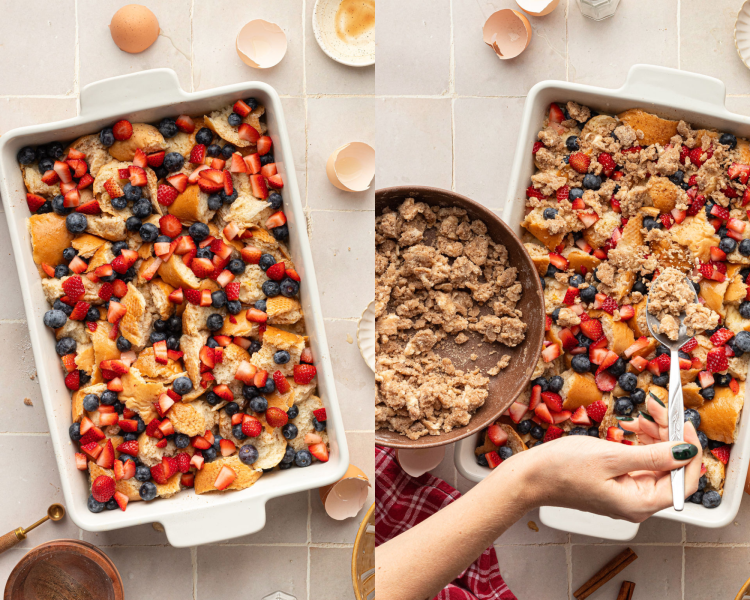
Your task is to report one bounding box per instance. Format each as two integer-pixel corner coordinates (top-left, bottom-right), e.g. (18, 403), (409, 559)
(0, 503), (65, 555)
(645, 274), (698, 511)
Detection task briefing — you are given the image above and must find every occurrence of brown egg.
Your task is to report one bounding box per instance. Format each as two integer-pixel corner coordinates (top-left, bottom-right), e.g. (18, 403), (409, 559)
(109, 4), (160, 54)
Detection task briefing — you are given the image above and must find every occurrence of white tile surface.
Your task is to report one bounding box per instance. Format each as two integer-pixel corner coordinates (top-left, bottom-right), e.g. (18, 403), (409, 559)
(0, 3), (373, 596)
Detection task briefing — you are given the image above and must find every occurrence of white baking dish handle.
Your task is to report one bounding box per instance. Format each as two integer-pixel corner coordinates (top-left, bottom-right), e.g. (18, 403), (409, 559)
(159, 496), (268, 547)
(78, 68), (188, 119)
(618, 64), (727, 113)
(539, 506), (640, 541)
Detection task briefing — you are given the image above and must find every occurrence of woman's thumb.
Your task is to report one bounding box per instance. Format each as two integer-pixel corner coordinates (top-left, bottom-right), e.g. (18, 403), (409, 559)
(611, 440), (699, 474)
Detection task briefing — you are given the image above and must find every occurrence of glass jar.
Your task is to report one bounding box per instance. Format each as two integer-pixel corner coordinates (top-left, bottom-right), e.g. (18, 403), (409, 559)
(576, 0), (620, 20)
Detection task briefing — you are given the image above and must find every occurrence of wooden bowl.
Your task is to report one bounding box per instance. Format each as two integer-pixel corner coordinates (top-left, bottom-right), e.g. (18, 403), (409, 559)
(351, 503), (375, 600)
(4, 539), (124, 600)
(375, 186), (545, 449)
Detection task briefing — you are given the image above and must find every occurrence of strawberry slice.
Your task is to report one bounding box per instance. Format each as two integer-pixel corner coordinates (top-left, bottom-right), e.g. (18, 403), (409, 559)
(595, 370), (617, 392)
(62, 276), (86, 302)
(710, 328), (734, 347)
(147, 151), (165, 167)
(250, 174), (268, 199)
(541, 391), (563, 412)
(569, 152), (591, 174)
(26, 193), (47, 212)
(586, 400), (607, 422)
(273, 370), (290, 394)
(706, 347), (729, 373)
(214, 465), (237, 490)
(244, 153), (262, 174)
(238, 123), (260, 142)
(548, 253), (568, 270)
(541, 344), (560, 362)
(266, 262), (286, 281)
(711, 445), (730, 464)
(92, 474), (116, 502)
(485, 451), (502, 469)
(257, 136), (273, 156)
(70, 301), (91, 321)
(176, 114), (195, 133)
(508, 402), (528, 423)
(189, 144), (206, 165)
(112, 120), (133, 141)
(543, 426), (564, 443)
(233, 100), (252, 117)
(309, 442), (329, 462)
(570, 406), (592, 426)
(166, 173), (189, 193)
(129, 165), (148, 187)
(293, 364), (317, 384)
(241, 245), (262, 264)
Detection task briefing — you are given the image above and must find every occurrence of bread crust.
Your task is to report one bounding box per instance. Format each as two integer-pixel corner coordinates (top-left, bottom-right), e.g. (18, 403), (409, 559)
(617, 109), (679, 146)
(194, 455), (262, 494)
(108, 123), (166, 161)
(698, 385), (744, 444)
(28, 213), (74, 275)
(561, 370), (602, 410)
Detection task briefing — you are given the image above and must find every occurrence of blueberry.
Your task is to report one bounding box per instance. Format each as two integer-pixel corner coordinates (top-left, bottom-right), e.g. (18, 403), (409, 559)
(195, 127), (213, 145)
(132, 465), (150, 482)
(689, 491), (704, 504)
(125, 216), (142, 232)
(189, 222), (210, 242)
(139, 223), (159, 242)
(739, 240), (750, 258)
(110, 241), (128, 256)
(569, 187), (584, 200)
(588, 426), (600, 437)
(571, 354), (591, 373)
(295, 450), (313, 467)
(227, 112), (243, 127)
(282, 423), (298, 439)
(36, 201), (53, 214)
(618, 372), (637, 392)
(203, 446), (218, 463)
(684, 408), (701, 430)
(227, 259), (245, 275)
(196, 247), (213, 260)
(630, 388), (646, 404)
(79, 372), (91, 386)
(652, 374), (669, 387)
(69, 422), (82, 442)
(139, 481), (158, 501)
(614, 397), (634, 416)
(158, 118), (178, 138)
(46, 142), (64, 160)
(735, 331), (750, 354)
(550, 307), (561, 323)
(607, 358), (626, 378)
(221, 144), (235, 159)
(268, 191), (283, 210)
(233, 424), (247, 440)
(227, 300), (242, 315)
(206, 337), (219, 349)
(173, 376), (193, 395)
(569, 427), (589, 436)
(708, 439), (724, 450)
(643, 216), (661, 231)
(167, 315), (182, 334)
(219, 188), (238, 205)
(224, 402), (240, 417)
(543, 207), (558, 220)
(516, 420), (533, 435)
(207, 194), (222, 210)
(206, 314), (224, 332)
(280, 278), (300, 297)
(38, 157), (55, 174)
(548, 376), (563, 393)
(206, 144), (222, 158)
(100, 391), (117, 407)
(150, 331), (167, 345)
(249, 340), (262, 355)
(476, 453), (488, 467)
(280, 445), (295, 465)
(132, 199), (152, 219)
(655, 344), (669, 357)
(88, 495), (106, 513)
(714, 373), (731, 387)
(312, 416), (326, 431)
(122, 266), (137, 283)
(85, 307), (100, 322)
(498, 446), (513, 460)
(568, 274), (585, 288)
(52, 195), (72, 216)
(239, 444), (259, 465)
(702, 490), (722, 508)
(260, 379), (275, 395)
(531, 377), (549, 392)
(565, 136), (580, 151)
(154, 320), (168, 333)
(260, 153), (275, 167)
(717, 226), (728, 239)
(669, 170), (684, 186)
(259, 253), (276, 271)
(741, 301), (750, 320)
(530, 425), (544, 440)
(249, 396), (268, 413)
(271, 225), (288, 240)
(66, 213), (87, 233)
(287, 404), (299, 419)
(719, 133), (737, 149)
(167, 335), (180, 351)
(163, 152), (184, 172)
(104, 498), (118, 511)
(262, 280), (280, 297)
(580, 286), (596, 303)
(54, 299), (74, 316)
(244, 98), (258, 110)
(43, 309), (67, 329)
(17, 146), (37, 164)
(56, 337), (76, 356)
(211, 290), (227, 309)
(720, 237), (737, 254)
(697, 431), (709, 449)
(576, 332), (593, 349)
(54, 264), (70, 279)
(206, 391), (220, 406)
(274, 350), (291, 364)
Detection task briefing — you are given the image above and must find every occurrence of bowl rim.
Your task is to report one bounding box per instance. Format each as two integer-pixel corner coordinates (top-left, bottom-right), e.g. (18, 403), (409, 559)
(311, 0), (376, 67)
(374, 185), (545, 449)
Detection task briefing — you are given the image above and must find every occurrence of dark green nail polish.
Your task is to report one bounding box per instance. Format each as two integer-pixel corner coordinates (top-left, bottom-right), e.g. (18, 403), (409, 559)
(616, 416), (634, 422)
(672, 443), (698, 461)
(649, 392), (665, 407)
(639, 412), (655, 422)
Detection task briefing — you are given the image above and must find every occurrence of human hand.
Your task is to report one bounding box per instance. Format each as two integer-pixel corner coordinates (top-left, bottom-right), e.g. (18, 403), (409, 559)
(503, 399), (702, 523)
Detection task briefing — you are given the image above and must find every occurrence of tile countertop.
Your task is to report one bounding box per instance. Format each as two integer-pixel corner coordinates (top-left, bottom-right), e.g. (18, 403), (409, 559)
(0, 1), (374, 599)
(378, 0), (750, 598)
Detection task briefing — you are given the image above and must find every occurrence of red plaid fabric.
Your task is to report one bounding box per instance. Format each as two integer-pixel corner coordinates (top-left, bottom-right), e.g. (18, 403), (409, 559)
(375, 445), (517, 600)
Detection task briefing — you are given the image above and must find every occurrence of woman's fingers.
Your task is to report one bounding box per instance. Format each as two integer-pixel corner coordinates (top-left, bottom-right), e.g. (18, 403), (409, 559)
(647, 396), (668, 428)
(637, 413), (662, 440)
(682, 422), (703, 496)
(604, 438), (700, 476)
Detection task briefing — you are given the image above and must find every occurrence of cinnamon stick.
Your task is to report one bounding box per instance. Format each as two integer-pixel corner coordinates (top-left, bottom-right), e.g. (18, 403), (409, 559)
(616, 581), (635, 600)
(573, 547), (638, 600)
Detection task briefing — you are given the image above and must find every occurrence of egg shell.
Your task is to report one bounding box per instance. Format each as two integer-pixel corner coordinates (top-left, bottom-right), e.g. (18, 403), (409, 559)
(396, 446), (446, 478)
(482, 9), (532, 60)
(325, 142), (375, 192)
(318, 464), (370, 520)
(109, 4), (160, 54)
(236, 19), (288, 69)
(516, 0), (559, 17)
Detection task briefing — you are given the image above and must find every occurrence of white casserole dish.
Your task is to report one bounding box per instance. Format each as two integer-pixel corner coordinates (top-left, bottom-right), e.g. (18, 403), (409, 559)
(0, 68), (349, 547)
(454, 64), (750, 541)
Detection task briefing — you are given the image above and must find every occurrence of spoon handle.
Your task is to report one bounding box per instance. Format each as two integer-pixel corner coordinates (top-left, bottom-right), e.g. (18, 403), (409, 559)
(0, 529), (23, 555)
(669, 348), (685, 511)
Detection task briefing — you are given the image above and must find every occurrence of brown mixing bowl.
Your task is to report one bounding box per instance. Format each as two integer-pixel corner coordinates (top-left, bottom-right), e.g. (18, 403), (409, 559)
(375, 186), (545, 449)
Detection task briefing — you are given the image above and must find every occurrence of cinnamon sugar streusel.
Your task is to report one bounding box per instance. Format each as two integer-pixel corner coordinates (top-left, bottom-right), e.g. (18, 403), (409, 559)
(648, 267), (719, 340)
(375, 198), (527, 440)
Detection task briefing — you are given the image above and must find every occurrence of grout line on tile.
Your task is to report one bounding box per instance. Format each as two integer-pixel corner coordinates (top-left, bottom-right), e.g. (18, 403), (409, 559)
(0, 432), (50, 436)
(566, 533), (573, 599)
(191, 545), (198, 600)
(681, 542), (685, 600)
(0, 319), (27, 324)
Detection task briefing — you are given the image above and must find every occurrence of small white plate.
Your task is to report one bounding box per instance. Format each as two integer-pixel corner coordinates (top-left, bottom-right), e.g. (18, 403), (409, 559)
(357, 299), (375, 372)
(312, 0), (375, 67)
(735, 1), (750, 71)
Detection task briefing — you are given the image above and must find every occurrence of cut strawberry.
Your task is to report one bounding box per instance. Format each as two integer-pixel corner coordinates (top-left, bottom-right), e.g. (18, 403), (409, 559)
(112, 120), (133, 141)
(92, 474), (116, 502)
(618, 304), (635, 320)
(70, 301), (91, 321)
(570, 406), (592, 426)
(219, 439), (237, 457)
(706, 347), (729, 373)
(244, 152), (262, 174)
(270, 371), (289, 395)
(293, 364), (317, 384)
(159, 214), (182, 238)
(75, 453), (88, 471)
(96, 439), (115, 469)
(624, 337), (650, 358)
(167, 173), (189, 193)
(266, 406), (289, 428)
(309, 442), (329, 462)
(562, 287), (579, 306)
(191, 257), (215, 278)
(548, 252), (568, 270)
(250, 173), (269, 199)
(569, 152), (591, 174)
(543, 426), (564, 443)
(241, 245), (262, 264)
(62, 275), (86, 302)
(710, 328), (734, 347)
(54, 160), (72, 183)
(107, 300), (126, 324)
(238, 123), (261, 142)
(528, 385), (542, 411)
(508, 402), (528, 424)
(580, 318), (603, 340)
(25, 193), (47, 212)
(189, 144), (206, 165)
(595, 370), (617, 392)
(485, 451), (502, 469)
(116, 440), (139, 457)
(606, 427), (624, 443)
(260, 163), (277, 178)
(153, 340), (168, 365)
(41, 169), (61, 185)
(147, 151), (165, 167)
(265, 210), (287, 230)
(711, 445), (730, 464)
(257, 136), (273, 155)
(541, 344), (561, 362)
(175, 114), (195, 133)
(534, 403), (554, 424)
(214, 465), (237, 490)
(541, 391), (563, 412)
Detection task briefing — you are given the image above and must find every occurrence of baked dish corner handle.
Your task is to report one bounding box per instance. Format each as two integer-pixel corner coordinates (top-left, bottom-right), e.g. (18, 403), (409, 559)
(538, 506), (640, 542)
(79, 68), (187, 119)
(620, 64), (727, 112)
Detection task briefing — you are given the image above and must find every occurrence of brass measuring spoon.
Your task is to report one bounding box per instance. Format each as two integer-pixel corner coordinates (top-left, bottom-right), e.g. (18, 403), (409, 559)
(0, 504), (65, 555)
